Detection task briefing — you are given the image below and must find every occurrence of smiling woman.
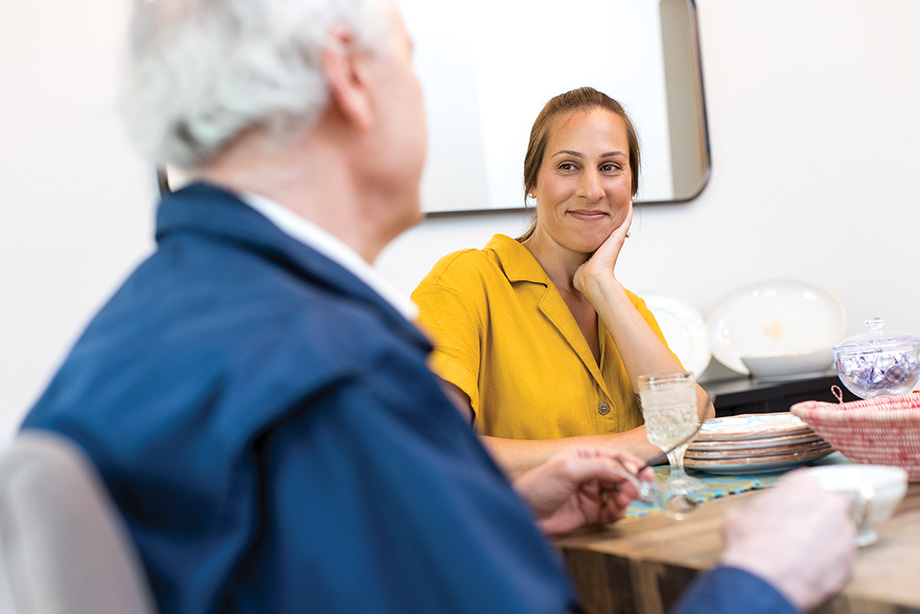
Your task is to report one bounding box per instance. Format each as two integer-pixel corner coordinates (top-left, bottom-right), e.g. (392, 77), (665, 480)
(411, 87), (714, 479)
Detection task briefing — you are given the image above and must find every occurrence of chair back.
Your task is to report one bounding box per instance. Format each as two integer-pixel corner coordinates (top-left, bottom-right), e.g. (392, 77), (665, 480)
(0, 430), (157, 614)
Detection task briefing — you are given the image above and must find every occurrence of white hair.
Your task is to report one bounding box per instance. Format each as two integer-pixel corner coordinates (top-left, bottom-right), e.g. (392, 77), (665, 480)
(121, 0), (387, 168)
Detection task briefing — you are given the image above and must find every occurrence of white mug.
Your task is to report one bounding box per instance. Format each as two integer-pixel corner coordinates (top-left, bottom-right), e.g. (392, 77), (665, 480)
(808, 464), (908, 546)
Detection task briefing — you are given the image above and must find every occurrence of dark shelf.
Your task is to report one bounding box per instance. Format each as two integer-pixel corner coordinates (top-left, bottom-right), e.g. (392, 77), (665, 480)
(703, 371), (858, 417)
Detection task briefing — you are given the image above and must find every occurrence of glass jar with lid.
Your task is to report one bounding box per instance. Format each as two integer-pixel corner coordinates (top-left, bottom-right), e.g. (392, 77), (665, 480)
(833, 317), (920, 399)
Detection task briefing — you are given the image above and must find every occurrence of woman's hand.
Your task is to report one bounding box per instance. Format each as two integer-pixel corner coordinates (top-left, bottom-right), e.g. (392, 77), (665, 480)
(512, 445), (653, 535)
(573, 202), (633, 302)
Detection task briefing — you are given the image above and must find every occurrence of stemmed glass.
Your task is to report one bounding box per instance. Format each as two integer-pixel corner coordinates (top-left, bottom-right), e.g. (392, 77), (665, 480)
(613, 420), (704, 518)
(636, 370), (707, 515)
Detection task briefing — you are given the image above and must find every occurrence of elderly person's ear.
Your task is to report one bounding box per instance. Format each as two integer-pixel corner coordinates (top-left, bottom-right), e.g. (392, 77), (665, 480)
(321, 25), (375, 131)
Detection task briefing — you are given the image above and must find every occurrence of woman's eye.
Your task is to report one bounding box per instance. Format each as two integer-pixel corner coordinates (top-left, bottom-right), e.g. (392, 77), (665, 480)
(558, 162), (577, 171)
(601, 163), (622, 172)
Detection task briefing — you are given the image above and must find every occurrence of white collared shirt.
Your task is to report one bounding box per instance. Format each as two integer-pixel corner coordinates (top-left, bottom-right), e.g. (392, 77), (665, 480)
(241, 192), (418, 322)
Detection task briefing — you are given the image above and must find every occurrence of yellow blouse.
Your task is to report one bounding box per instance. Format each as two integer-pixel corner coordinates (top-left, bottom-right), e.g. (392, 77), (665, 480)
(412, 234), (678, 440)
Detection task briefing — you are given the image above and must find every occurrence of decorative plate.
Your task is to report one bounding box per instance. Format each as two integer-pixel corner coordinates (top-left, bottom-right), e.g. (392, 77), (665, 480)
(688, 431), (824, 451)
(685, 446), (833, 474)
(684, 441), (832, 460)
(706, 279), (847, 375)
(640, 292), (712, 379)
(696, 413), (814, 442)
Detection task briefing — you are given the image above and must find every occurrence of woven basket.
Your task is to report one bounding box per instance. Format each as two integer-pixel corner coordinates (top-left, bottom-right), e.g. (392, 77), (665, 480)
(791, 392), (920, 482)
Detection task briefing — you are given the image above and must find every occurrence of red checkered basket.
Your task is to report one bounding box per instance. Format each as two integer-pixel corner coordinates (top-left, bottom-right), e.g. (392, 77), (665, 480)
(791, 391), (920, 482)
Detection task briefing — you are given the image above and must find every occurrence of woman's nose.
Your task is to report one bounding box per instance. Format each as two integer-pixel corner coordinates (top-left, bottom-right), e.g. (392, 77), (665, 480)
(578, 170), (604, 201)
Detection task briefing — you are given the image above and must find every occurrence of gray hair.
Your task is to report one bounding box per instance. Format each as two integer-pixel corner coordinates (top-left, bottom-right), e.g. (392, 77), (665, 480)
(121, 0), (387, 168)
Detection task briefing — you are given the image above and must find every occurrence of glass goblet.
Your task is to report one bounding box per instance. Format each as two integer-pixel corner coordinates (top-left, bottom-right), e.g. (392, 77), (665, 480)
(613, 419), (706, 519)
(637, 371), (706, 500)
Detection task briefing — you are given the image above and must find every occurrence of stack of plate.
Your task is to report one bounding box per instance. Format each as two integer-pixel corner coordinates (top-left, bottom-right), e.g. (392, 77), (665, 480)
(685, 412), (834, 475)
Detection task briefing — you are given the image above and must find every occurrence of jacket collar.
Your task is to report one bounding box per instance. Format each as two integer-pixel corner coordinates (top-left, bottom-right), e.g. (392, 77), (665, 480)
(155, 182), (430, 349)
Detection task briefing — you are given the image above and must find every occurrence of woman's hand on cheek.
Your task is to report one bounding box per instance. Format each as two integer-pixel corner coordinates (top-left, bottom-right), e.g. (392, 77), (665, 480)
(574, 202), (633, 300)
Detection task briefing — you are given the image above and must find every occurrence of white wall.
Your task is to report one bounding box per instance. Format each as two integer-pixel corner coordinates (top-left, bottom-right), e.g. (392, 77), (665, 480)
(3, 0), (920, 446)
(0, 1), (156, 446)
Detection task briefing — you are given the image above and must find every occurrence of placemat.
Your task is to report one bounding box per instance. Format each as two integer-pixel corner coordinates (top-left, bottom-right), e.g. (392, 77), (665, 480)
(625, 451), (852, 517)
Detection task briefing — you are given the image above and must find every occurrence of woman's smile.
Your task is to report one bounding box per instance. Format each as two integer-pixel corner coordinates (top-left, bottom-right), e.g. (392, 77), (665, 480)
(568, 209), (609, 222)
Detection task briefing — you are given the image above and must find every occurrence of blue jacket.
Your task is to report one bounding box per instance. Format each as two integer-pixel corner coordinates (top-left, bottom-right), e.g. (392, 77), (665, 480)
(22, 183), (577, 613)
(672, 566), (799, 614)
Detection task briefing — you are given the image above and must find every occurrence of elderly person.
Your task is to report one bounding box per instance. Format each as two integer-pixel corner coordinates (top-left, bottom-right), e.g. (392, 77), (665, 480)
(21, 0), (855, 612)
(413, 87), (714, 477)
(20, 1), (646, 611)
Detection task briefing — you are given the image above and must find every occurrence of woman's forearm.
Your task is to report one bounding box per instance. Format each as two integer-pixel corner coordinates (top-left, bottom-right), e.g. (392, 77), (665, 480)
(584, 280), (714, 423)
(589, 279), (684, 388)
(479, 428), (660, 480)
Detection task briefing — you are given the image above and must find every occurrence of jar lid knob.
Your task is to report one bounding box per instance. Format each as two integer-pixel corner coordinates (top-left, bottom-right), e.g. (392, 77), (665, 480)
(865, 317), (885, 333)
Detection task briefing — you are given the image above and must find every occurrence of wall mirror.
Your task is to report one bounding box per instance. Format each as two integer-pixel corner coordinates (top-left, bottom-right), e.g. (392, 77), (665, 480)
(402, 0), (711, 215)
(158, 0), (710, 216)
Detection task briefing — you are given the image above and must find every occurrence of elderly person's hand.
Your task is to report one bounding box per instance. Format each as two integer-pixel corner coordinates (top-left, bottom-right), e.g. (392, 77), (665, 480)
(512, 446), (654, 535)
(719, 469), (858, 611)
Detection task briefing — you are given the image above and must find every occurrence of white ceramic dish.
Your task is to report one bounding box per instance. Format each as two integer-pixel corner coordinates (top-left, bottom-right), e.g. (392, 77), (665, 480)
(740, 348), (835, 380)
(696, 413), (814, 441)
(640, 293), (712, 379)
(808, 464), (908, 546)
(706, 279), (847, 375)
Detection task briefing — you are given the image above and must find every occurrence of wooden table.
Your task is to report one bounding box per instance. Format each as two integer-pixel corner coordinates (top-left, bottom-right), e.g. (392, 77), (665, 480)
(556, 483), (920, 614)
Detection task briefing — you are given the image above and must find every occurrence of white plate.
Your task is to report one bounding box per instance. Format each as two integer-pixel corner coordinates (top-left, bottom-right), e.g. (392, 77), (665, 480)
(706, 279), (847, 375)
(696, 412), (813, 441)
(640, 293), (712, 379)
